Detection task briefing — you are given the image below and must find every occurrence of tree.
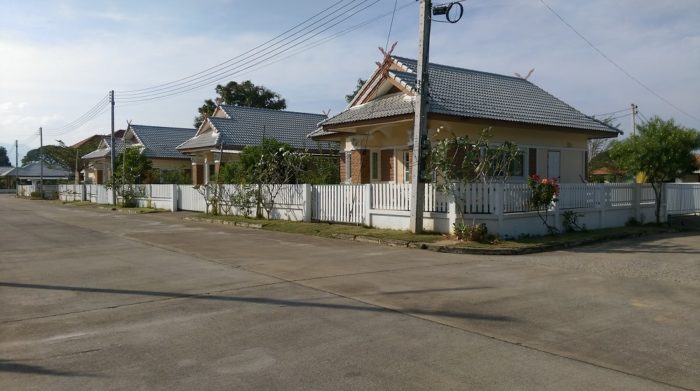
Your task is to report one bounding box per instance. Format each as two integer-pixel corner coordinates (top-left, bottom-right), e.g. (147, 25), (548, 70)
(587, 116), (620, 180)
(194, 80), (287, 128)
(112, 147), (155, 184)
(427, 128), (520, 240)
(609, 116), (700, 223)
(345, 78), (366, 103)
(21, 139), (102, 181)
(0, 146), (11, 166)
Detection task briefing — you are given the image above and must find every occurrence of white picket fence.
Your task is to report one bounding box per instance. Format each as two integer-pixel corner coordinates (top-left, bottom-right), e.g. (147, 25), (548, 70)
(667, 183), (700, 215)
(40, 182), (700, 237)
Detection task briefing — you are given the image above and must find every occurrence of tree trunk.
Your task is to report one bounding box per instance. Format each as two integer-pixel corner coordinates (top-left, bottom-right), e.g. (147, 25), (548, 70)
(652, 182), (662, 224)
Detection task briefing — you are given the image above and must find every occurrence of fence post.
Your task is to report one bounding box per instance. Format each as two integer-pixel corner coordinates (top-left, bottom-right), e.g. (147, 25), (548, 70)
(660, 183), (668, 223)
(170, 184), (177, 212)
(598, 184), (607, 229)
(363, 184), (371, 227)
(447, 190), (457, 235)
(495, 183), (504, 235)
(633, 183), (641, 222)
(302, 184), (312, 222)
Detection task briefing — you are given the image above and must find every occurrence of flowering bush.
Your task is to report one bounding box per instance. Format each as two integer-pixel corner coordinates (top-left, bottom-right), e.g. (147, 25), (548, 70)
(527, 174), (560, 234)
(527, 174), (560, 210)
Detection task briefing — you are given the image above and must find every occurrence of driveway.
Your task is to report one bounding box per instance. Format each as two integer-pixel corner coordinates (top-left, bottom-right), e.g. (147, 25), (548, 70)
(1, 195), (698, 390)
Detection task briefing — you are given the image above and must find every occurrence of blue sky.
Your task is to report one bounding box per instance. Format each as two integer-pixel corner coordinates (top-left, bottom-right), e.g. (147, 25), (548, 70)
(1, 0), (699, 162)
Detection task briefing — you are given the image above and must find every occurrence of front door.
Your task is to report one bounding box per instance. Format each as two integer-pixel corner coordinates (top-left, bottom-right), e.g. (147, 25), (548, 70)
(547, 151), (561, 180)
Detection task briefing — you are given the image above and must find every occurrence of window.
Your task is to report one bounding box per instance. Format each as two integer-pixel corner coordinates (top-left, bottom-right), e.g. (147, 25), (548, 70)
(403, 151), (411, 183)
(510, 151), (524, 177)
(371, 151), (379, 181)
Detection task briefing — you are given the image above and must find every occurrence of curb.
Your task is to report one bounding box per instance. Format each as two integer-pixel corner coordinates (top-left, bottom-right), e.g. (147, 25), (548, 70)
(183, 216), (263, 229)
(181, 216), (687, 256)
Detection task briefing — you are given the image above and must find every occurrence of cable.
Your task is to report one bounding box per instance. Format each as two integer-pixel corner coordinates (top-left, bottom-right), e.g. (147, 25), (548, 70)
(115, 0), (382, 103)
(43, 94), (110, 135)
(195, 1), (416, 86)
(592, 108), (629, 118)
(116, 0), (379, 102)
(117, 0), (373, 99)
(539, 0), (700, 123)
(384, 0), (399, 51)
(117, 0), (347, 95)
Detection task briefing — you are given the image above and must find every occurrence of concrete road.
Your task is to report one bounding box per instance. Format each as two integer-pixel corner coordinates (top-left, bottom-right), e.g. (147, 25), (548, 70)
(0, 195), (698, 390)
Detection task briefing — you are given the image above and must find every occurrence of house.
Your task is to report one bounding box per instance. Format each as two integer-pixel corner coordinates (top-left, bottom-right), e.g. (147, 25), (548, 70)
(678, 155), (700, 183)
(1, 162), (71, 185)
(82, 124), (196, 184)
(177, 105), (336, 185)
(309, 55), (621, 184)
(0, 166), (14, 188)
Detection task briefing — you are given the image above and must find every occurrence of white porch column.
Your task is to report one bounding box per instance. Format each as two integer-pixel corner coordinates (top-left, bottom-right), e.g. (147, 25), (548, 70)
(203, 157), (210, 185)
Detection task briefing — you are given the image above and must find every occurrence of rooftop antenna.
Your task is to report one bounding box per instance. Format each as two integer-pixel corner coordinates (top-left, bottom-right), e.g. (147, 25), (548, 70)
(514, 68), (535, 80)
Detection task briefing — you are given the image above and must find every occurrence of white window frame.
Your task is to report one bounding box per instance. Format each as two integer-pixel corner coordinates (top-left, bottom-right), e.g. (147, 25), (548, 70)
(403, 150), (411, 183)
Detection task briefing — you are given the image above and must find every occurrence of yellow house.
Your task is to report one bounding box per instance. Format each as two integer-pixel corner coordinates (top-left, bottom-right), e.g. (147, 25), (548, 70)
(176, 105), (335, 185)
(310, 55), (620, 184)
(83, 124), (196, 184)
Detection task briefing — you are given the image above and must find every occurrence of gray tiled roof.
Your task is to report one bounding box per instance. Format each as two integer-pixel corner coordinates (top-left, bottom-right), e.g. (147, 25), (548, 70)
(130, 125), (196, 159)
(0, 166), (13, 176)
(178, 106), (336, 151)
(81, 138), (127, 160)
(321, 56), (619, 134)
(1, 162), (70, 178)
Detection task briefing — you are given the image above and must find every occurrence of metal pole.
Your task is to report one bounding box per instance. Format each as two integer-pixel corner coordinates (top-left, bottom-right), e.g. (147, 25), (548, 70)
(630, 103), (638, 136)
(15, 140), (18, 193)
(75, 148), (79, 185)
(409, 0), (432, 233)
(110, 90), (116, 205)
(39, 127), (44, 198)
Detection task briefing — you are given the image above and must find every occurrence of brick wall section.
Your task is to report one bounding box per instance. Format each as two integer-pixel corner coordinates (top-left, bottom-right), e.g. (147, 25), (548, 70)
(381, 149), (394, 182)
(351, 150), (370, 184)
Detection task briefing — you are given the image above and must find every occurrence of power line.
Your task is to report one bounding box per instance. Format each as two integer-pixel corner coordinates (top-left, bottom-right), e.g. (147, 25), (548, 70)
(116, 0), (381, 102)
(116, 0), (347, 95)
(539, 0), (700, 123)
(384, 0), (399, 51)
(114, 2), (416, 109)
(43, 94), (110, 136)
(116, 0), (378, 101)
(592, 107), (629, 118)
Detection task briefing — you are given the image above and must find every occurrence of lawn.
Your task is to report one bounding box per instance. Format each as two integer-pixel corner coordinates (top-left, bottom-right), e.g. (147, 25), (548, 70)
(188, 214), (688, 252)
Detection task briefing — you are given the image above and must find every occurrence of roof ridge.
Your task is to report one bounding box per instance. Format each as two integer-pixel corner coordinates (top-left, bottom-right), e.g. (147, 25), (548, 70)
(220, 105), (326, 118)
(391, 55), (530, 82)
(130, 124), (196, 131)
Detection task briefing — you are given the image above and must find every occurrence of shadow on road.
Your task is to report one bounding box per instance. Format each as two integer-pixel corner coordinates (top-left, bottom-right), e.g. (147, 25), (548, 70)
(0, 360), (95, 377)
(0, 282), (513, 323)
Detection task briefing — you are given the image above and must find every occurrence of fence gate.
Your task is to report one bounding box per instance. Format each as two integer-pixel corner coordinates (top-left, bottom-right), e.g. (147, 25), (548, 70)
(312, 185), (365, 224)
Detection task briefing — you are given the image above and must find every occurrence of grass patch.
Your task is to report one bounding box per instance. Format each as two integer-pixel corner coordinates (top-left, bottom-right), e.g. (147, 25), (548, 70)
(450, 224), (686, 250)
(193, 214), (444, 243)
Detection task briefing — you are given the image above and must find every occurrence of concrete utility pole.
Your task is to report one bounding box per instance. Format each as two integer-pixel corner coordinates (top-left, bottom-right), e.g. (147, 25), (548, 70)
(110, 90), (116, 205)
(39, 127), (44, 197)
(630, 103), (638, 136)
(409, 0), (432, 234)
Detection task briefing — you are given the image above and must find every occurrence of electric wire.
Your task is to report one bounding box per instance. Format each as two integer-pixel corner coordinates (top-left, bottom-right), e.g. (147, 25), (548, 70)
(592, 107), (629, 118)
(116, 0), (380, 102)
(43, 94), (110, 135)
(539, 0), (700, 123)
(116, 0), (377, 100)
(116, 0), (347, 95)
(113, 1), (415, 109)
(384, 0), (399, 51)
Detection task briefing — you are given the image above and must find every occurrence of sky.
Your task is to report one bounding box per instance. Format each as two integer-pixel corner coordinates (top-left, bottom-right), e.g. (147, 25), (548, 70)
(1, 0), (699, 163)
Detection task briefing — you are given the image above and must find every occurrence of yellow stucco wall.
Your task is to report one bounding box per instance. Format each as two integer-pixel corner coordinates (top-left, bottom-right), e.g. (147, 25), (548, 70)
(335, 118), (596, 183)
